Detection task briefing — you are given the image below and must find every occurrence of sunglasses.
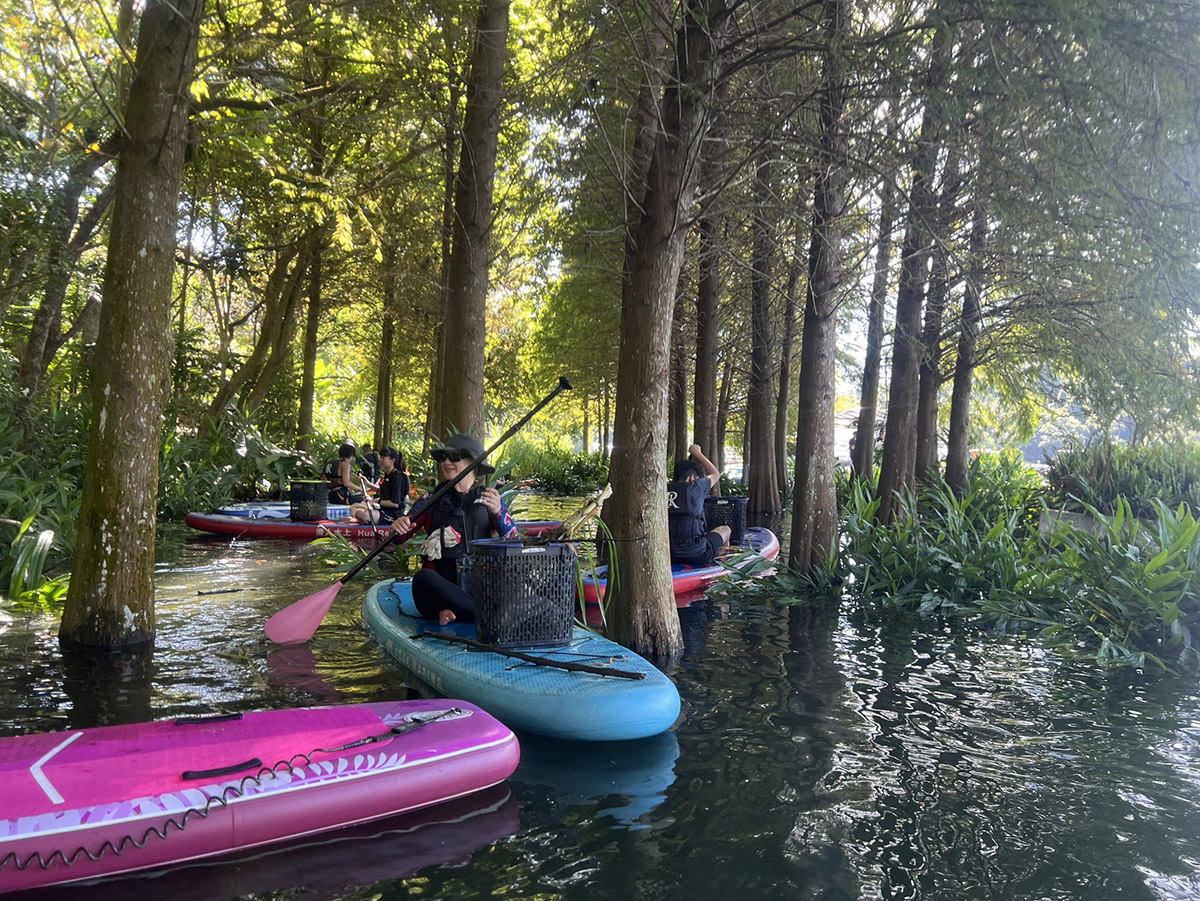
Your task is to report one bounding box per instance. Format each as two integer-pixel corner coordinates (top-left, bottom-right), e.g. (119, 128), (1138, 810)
(433, 450), (471, 463)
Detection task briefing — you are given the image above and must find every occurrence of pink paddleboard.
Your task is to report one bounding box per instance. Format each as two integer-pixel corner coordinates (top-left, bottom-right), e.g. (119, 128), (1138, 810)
(0, 700), (519, 892)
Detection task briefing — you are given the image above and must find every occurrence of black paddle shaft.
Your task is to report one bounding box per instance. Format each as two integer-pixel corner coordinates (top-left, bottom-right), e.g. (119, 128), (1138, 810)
(340, 376), (573, 584)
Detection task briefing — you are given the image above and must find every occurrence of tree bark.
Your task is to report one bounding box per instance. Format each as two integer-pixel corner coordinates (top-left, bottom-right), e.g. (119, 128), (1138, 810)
(61, 0), (202, 649)
(747, 158), (780, 515)
(851, 176), (895, 478)
(440, 0), (510, 433)
(376, 242), (399, 449)
(875, 20), (951, 524)
(606, 0), (730, 658)
(775, 214), (805, 499)
(945, 195), (987, 495)
(915, 152), (961, 482)
(19, 142), (117, 396)
(789, 0), (848, 573)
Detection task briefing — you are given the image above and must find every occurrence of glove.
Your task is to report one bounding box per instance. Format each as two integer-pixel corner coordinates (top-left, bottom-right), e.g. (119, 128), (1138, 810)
(420, 526), (461, 561)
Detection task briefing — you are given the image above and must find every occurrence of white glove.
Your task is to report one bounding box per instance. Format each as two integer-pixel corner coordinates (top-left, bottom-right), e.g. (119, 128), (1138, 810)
(420, 526), (461, 561)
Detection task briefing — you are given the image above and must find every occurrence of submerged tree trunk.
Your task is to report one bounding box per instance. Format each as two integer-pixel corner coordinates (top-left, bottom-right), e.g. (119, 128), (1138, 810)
(606, 0), (730, 658)
(61, 0), (202, 649)
(440, 0), (510, 432)
(945, 196), (987, 494)
(789, 0), (848, 572)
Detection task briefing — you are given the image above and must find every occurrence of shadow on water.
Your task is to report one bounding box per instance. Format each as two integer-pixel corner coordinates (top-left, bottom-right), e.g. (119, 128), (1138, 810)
(3, 498), (1200, 899)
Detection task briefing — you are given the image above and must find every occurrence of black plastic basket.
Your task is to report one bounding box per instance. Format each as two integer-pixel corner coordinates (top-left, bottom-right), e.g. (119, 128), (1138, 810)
(289, 479), (329, 522)
(471, 539), (577, 649)
(704, 495), (748, 545)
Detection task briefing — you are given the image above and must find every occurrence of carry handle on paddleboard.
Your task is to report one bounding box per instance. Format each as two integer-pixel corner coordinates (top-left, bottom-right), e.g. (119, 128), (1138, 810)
(264, 376), (572, 644)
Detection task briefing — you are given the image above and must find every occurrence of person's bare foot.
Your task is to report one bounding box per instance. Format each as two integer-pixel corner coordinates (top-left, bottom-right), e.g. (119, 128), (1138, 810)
(438, 609), (457, 626)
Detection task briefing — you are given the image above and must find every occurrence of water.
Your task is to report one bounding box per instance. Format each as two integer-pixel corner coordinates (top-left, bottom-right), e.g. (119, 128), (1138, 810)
(3, 497), (1200, 900)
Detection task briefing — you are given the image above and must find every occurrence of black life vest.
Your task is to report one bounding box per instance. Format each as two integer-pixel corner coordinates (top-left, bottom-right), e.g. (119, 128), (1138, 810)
(426, 484), (493, 562)
(324, 458), (342, 484)
(666, 479), (707, 548)
(424, 484), (494, 586)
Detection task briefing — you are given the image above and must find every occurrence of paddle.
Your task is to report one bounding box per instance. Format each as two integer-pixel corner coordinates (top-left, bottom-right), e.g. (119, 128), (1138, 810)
(264, 376), (574, 645)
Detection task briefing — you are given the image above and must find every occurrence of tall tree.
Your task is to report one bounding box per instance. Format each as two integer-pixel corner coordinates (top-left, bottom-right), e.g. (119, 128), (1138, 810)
(439, 0), (511, 433)
(747, 157), (781, 515)
(61, 0), (203, 648)
(789, 0), (849, 573)
(606, 0), (732, 657)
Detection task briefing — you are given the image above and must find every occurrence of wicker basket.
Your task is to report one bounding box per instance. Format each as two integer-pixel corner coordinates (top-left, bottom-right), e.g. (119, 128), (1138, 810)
(289, 480), (329, 522)
(471, 539), (577, 649)
(704, 495), (748, 545)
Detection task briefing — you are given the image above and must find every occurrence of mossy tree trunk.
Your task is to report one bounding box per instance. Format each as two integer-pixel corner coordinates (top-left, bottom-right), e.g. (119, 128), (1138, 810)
(606, 0), (731, 658)
(60, 0), (203, 649)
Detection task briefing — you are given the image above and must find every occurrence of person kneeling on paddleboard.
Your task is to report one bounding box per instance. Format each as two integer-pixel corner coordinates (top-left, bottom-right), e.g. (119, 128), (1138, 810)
(667, 444), (730, 567)
(390, 433), (519, 625)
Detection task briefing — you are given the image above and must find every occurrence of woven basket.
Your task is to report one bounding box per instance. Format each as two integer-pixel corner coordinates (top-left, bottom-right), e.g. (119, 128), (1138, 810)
(471, 540), (576, 649)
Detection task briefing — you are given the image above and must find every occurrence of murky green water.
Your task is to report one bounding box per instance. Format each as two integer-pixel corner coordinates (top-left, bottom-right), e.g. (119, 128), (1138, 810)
(3, 497), (1200, 900)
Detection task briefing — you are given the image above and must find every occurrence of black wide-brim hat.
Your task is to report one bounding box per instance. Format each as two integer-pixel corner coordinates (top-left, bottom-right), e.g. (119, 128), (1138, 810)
(432, 433), (494, 474)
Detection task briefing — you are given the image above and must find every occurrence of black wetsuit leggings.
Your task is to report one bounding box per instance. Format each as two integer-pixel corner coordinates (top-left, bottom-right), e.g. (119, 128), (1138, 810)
(412, 567), (476, 621)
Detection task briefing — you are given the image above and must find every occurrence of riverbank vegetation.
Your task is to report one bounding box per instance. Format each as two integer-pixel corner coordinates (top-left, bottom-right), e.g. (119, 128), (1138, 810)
(772, 450), (1200, 674)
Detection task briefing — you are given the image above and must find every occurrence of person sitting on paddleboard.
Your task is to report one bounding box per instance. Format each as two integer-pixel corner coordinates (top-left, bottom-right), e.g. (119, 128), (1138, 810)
(346, 446), (409, 524)
(325, 443), (365, 506)
(390, 433), (518, 625)
(667, 443), (730, 567)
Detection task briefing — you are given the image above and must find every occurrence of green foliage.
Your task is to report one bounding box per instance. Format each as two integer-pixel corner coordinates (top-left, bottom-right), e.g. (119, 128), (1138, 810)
(504, 438), (608, 494)
(802, 451), (1200, 673)
(1046, 439), (1200, 519)
(157, 408), (318, 519)
(0, 360), (89, 602)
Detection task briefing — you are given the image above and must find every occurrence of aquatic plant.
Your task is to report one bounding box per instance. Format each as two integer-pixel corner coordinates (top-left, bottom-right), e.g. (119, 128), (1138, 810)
(1046, 438), (1200, 518)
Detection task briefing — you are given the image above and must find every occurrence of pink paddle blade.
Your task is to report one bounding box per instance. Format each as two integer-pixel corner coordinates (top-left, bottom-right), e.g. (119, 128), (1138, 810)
(265, 581), (345, 645)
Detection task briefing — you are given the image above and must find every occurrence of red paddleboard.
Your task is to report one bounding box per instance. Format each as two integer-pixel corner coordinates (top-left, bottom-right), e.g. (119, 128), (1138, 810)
(579, 527), (780, 604)
(184, 512), (561, 542)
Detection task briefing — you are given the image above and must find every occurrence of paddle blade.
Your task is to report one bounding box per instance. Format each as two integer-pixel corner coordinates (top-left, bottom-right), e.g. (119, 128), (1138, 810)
(264, 581), (345, 645)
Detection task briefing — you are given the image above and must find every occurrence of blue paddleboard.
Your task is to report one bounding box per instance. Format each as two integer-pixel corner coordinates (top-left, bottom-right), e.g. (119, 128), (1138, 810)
(363, 579), (681, 742)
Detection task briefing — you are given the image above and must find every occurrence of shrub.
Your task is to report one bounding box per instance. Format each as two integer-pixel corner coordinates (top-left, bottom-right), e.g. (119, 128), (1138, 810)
(1045, 439), (1200, 518)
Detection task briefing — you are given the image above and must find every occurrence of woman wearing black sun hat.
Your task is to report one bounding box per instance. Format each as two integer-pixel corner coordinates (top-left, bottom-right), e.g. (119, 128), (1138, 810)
(390, 433), (519, 625)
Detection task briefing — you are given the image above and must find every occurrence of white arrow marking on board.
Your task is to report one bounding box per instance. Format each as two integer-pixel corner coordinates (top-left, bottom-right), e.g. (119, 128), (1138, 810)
(30, 732), (82, 804)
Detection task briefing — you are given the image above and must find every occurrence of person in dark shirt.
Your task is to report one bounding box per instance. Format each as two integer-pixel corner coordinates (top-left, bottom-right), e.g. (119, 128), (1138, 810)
(347, 446), (409, 524)
(667, 444), (730, 566)
(390, 433), (518, 625)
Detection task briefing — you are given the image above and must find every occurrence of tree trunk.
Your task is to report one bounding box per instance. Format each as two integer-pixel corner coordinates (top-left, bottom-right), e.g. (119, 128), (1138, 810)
(789, 0), (848, 573)
(669, 291), (690, 461)
(775, 215), (805, 498)
(915, 152), (961, 482)
(242, 234), (316, 416)
(376, 242), (399, 449)
(945, 196), (987, 495)
(747, 159), (780, 515)
(440, 0), (510, 433)
(61, 0), (202, 649)
(606, 0), (730, 658)
(427, 79), (462, 450)
(296, 233), (324, 450)
(19, 143), (116, 396)
(875, 21), (951, 524)
(693, 183), (721, 455)
(851, 175), (895, 478)
(716, 352), (733, 472)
